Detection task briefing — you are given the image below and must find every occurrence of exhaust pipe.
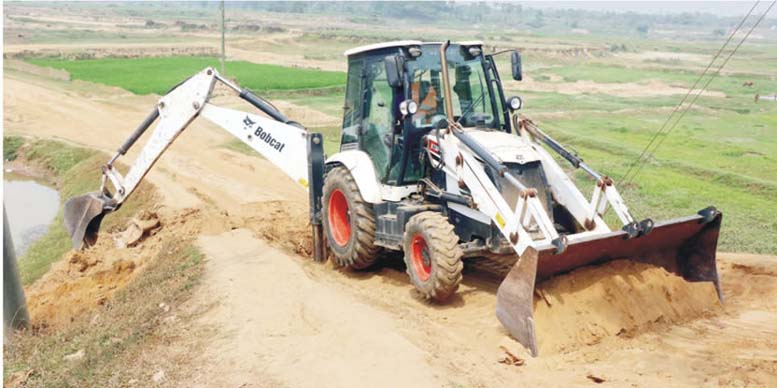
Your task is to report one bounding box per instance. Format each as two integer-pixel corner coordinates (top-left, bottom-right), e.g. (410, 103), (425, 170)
(496, 207), (723, 356)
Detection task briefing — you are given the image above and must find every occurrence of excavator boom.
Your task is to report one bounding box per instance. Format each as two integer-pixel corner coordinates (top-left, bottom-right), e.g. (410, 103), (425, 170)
(63, 68), (327, 260)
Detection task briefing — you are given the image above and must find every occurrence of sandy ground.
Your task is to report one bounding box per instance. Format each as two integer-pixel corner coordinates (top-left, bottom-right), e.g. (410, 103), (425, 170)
(5, 64), (777, 387)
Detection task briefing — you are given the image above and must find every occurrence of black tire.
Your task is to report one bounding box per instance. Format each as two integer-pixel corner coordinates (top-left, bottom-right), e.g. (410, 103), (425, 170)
(403, 212), (463, 302)
(322, 166), (380, 269)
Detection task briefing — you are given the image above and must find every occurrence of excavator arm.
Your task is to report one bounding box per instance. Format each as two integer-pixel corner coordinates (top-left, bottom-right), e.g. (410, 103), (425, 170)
(63, 67), (326, 260)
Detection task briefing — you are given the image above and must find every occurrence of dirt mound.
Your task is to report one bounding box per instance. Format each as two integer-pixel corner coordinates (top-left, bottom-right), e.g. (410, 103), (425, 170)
(25, 208), (203, 329)
(240, 200), (312, 257)
(4, 59), (70, 80)
(272, 100), (339, 127)
(116, 210), (162, 247)
(533, 259), (721, 354)
(27, 252), (139, 328)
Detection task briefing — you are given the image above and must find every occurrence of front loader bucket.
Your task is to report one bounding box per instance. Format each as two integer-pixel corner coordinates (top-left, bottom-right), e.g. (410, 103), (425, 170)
(63, 193), (112, 250)
(496, 207), (722, 356)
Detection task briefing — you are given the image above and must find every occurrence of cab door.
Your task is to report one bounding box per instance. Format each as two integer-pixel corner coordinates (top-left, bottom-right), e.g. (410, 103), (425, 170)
(360, 57), (396, 183)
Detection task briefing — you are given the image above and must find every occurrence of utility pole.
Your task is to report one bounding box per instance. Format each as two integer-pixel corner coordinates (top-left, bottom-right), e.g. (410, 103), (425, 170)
(220, 0), (226, 75)
(4, 205), (30, 338)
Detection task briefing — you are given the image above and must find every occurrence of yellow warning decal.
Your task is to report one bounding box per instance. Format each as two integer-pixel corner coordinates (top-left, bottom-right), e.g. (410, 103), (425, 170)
(495, 212), (506, 229)
(298, 178), (309, 188)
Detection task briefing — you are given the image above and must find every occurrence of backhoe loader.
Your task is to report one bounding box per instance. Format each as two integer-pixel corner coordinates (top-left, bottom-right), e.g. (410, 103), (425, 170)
(64, 40), (723, 356)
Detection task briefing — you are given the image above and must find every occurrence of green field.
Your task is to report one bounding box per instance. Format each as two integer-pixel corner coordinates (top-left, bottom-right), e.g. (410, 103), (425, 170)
(537, 64), (777, 98)
(28, 56), (345, 95)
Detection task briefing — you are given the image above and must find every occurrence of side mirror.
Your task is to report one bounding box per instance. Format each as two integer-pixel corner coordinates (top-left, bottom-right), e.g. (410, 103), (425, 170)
(384, 55), (404, 88)
(511, 51), (523, 81)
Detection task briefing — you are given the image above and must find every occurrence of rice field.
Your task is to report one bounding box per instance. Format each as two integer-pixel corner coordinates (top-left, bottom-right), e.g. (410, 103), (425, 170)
(28, 56), (345, 95)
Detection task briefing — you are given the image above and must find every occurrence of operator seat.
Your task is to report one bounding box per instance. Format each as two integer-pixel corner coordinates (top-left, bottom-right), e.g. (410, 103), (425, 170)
(411, 80), (438, 126)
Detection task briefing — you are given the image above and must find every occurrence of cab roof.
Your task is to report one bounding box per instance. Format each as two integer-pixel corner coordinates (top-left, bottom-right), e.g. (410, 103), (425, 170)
(344, 40), (484, 57)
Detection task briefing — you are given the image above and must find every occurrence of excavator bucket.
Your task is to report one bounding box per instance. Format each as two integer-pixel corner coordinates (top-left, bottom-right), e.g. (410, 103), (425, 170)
(496, 207), (722, 356)
(63, 193), (112, 250)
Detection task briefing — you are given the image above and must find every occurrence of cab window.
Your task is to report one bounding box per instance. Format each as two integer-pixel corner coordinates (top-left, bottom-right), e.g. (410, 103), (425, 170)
(341, 59), (363, 146)
(361, 59), (394, 181)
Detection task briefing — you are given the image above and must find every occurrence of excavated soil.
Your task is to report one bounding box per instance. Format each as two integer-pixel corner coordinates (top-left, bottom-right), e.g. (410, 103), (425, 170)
(25, 208), (203, 329)
(533, 260), (720, 354)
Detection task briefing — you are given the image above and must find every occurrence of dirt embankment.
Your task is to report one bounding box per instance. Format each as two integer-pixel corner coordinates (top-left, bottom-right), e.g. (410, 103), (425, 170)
(25, 208), (203, 329)
(4, 46), (219, 61)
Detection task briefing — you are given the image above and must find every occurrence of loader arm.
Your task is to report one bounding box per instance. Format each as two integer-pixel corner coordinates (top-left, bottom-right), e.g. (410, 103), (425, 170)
(430, 121), (722, 356)
(432, 47), (721, 356)
(63, 67), (326, 260)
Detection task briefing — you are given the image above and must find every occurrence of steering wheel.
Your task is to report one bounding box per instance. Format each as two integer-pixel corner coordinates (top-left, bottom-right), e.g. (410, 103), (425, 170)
(461, 112), (492, 128)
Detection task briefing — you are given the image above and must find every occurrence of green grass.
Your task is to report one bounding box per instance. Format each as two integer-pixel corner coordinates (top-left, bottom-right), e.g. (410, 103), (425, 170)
(560, 139), (777, 254)
(28, 56), (346, 95)
(544, 109), (777, 186)
(20, 139), (96, 176)
(547, 64), (695, 84)
(8, 138), (156, 285)
(538, 64), (777, 97)
(4, 136), (25, 161)
(513, 90), (681, 113)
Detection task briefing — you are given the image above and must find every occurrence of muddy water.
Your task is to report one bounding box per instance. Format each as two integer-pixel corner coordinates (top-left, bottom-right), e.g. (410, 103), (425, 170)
(4, 173), (60, 257)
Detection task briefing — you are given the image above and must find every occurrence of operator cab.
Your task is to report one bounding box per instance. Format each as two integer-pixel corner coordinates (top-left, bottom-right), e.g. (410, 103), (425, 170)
(341, 41), (521, 187)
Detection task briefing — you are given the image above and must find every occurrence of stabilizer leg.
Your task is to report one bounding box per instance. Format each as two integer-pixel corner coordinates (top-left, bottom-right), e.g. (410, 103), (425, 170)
(307, 133), (327, 263)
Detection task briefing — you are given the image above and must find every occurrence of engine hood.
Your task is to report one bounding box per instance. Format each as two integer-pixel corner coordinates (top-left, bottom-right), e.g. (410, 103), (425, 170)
(464, 129), (541, 165)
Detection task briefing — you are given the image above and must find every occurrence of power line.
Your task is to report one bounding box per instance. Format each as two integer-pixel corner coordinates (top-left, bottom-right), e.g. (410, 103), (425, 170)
(619, 1), (760, 183)
(625, 0), (776, 184)
(220, 0), (225, 75)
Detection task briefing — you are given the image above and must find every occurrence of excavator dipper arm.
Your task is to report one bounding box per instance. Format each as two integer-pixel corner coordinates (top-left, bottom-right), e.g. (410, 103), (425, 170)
(63, 68), (326, 260)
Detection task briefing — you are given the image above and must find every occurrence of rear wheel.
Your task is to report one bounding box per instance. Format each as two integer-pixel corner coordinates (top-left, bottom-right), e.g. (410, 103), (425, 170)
(403, 212), (463, 302)
(322, 166), (380, 269)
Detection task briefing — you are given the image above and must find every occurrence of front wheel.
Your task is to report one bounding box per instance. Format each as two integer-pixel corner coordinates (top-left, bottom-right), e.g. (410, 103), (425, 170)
(403, 212), (463, 302)
(322, 166), (380, 269)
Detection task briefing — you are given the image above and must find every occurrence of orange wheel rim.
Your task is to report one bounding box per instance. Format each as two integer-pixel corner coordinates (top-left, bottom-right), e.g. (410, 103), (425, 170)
(411, 234), (431, 281)
(328, 189), (351, 246)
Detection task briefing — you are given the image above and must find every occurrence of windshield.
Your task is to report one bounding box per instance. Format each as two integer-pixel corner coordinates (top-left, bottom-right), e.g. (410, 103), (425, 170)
(407, 44), (498, 129)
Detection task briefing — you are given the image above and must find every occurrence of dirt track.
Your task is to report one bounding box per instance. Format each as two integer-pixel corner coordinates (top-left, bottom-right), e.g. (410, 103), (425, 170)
(5, 65), (777, 387)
